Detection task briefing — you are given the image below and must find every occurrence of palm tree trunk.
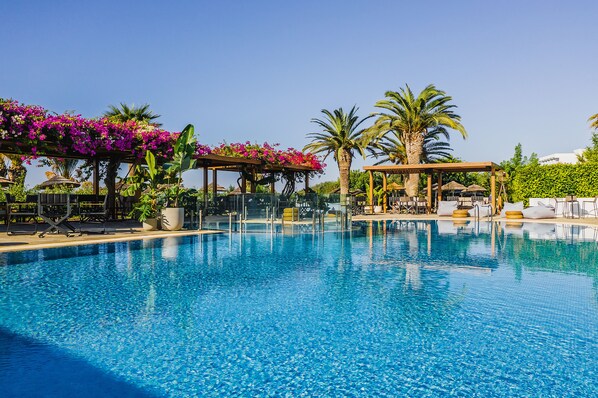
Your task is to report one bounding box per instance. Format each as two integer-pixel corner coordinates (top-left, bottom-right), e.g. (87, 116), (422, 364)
(404, 133), (425, 196)
(104, 157), (121, 220)
(338, 149), (352, 196)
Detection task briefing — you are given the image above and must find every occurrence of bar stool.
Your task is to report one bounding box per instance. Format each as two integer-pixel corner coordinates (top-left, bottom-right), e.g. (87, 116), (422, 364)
(582, 196), (598, 218)
(565, 195), (580, 219)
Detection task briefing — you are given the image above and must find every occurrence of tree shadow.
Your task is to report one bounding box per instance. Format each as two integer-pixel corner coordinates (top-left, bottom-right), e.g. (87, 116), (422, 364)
(0, 327), (161, 398)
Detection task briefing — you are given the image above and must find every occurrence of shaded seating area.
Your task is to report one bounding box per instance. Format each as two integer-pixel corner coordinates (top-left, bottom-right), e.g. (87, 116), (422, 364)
(363, 162), (502, 215)
(6, 194), (39, 235)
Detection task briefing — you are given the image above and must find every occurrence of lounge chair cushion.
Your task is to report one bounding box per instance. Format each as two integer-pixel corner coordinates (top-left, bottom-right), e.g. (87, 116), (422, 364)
(500, 202), (524, 218)
(468, 204), (492, 217)
(437, 200), (458, 216)
(522, 205), (556, 219)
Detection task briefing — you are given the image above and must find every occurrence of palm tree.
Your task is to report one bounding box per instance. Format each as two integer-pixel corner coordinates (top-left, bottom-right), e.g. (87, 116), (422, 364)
(104, 103), (161, 126)
(370, 84), (467, 196)
(589, 113), (598, 130)
(102, 103), (161, 218)
(43, 158), (80, 180)
(369, 127), (453, 166)
(304, 106), (373, 196)
(6, 154), (27, 185)
(0, 154), (9, 178)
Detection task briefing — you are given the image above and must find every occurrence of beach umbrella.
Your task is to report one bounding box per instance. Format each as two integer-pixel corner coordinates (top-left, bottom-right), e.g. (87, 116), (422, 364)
(331, 187), (363, 195)
(39, 175), (81, 189)
(441, 181), (466, 191)
(464, 184), (486, 193)
(441, 181), (466, 197)
(204, 183), (226, 192)
(0, 176), (14, 188)
(387, 182), (404, 191)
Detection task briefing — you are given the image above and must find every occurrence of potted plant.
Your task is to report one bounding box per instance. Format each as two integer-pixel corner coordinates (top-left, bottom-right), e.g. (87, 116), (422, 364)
(373, 187), (386, 214)
(161, 124), (197, 231)
(124, 150), (162, 231)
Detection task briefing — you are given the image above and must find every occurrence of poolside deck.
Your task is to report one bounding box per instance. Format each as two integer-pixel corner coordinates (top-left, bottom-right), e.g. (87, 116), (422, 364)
(1, 215), (597, 253)
(352, 213), (598, 227)
(0, 221), (223, 253)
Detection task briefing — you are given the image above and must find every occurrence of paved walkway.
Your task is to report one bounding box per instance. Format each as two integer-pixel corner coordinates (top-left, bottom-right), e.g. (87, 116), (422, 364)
(0, 221), (222, 253)
(352, 213), (598, 227)
(2, 215), (597, 253)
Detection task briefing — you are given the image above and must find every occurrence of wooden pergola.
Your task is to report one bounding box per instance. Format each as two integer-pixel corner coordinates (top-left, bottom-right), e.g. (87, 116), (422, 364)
(363, 162), (503, 214)
(196, 156), (314, 209)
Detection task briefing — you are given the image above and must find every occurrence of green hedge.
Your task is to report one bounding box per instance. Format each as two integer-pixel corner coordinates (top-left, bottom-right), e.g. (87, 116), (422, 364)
(511, 163), (598, 202)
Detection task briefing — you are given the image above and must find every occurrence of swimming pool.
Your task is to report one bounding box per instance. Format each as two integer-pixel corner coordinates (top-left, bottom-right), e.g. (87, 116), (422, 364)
(1, 221), (597, 397)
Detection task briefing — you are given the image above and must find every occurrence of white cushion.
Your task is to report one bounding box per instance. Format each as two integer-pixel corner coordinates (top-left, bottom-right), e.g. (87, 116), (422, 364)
(500, 202), (524, 217)
(468, 204), (492, 217)
(522, 205), (556, 219)
(437, 200), (458, 216)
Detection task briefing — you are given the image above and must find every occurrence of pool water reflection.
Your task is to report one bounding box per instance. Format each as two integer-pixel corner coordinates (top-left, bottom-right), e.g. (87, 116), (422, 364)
(1, 221), (597, 397)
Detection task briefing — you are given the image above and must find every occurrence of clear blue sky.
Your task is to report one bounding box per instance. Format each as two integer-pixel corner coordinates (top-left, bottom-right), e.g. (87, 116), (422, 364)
(2, 0), (597, 187)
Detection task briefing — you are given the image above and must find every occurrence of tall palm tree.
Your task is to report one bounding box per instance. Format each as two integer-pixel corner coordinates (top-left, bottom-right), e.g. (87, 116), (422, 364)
(102, 103), (161, 218)
(589, 113), (598, 130)
(304, 106), (373, 196)
(44, 158), (80, 180)
(5, 154), (27, 185)
(370, 84), (467, 196)
(368, 127), (453, 166)
(104, 103), (161, 126)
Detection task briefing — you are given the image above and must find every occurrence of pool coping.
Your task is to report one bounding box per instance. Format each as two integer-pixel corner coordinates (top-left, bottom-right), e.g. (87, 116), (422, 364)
(0, 229), (224, 253)
(352, 213), (598, 228)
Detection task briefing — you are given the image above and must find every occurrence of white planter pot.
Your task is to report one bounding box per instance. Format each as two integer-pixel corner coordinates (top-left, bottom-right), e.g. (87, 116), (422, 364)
(161, 207), (184, 231)
(374, 205), (383, 214)
(142, 218), (159, 231)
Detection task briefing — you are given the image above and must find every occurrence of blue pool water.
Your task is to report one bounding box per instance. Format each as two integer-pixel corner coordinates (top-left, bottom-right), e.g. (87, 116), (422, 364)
(1, 221), (597, 397)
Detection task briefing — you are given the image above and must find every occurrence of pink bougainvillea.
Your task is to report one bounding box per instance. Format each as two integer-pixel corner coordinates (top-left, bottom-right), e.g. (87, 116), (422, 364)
(0, 99), (324, 171)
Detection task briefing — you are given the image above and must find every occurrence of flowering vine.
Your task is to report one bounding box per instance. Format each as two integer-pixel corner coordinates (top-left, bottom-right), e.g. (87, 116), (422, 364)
(0, 99), (324, 172)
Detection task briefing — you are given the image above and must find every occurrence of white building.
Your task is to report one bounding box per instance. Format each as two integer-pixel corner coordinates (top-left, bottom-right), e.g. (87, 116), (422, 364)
(538, 149), (585, 165)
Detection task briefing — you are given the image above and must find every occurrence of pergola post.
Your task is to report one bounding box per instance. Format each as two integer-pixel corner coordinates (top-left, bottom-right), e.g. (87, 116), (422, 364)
(92, 158), (100, 195)
(305, 172), (309, 192)
(437, 172), (443, 207)
(241, 173), (247, 193)
(490, 166), (497, 214)
(368, 170), (374, 209)
(270, 173), (275, 194)
(250, 170), (256, 194)
(212, 169), (218, 198)
(203, 167), (209, 209)
(382, 173), (387, 213)
(427, 173), (433, 213)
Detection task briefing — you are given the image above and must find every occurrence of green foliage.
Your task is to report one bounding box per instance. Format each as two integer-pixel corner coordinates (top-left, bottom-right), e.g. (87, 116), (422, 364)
(104, 103), (161, 126)
(124, 151), (164, 221)
(311, 180), (339, 194)
(165, 124), (197, 207)
(499, 143), (538, 201)
(349, 170), (382, 192)
(577, 132), (598, 163)
(511, 163), (598, 203)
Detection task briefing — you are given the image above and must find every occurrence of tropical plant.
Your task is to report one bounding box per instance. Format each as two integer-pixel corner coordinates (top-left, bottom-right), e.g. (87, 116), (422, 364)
(589, 113), (598, 130)
(104, 103), (161, 126)
(370, 84), (467, 196)
(0, 154), (8, 177)
(577, 132), (598, 163)
(163, 124), (197, 208)
(368, 127), (453, 166)
(39, 157), (80, 180)
(303, 106), (373, 196)
(6, 154), (27, 186)
(124, 151), (163, 222)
